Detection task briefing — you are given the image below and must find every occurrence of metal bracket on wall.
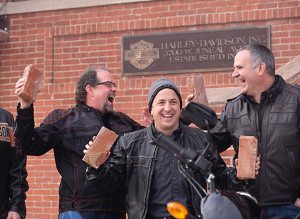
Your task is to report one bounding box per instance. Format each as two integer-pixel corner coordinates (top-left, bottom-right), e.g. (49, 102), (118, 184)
(0, 15), (9, 42)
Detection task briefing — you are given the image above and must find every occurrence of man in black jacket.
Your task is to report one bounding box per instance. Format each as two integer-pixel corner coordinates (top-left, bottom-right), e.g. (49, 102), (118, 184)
(206, 44), (300, 218)
(86, 78), (244, 219)
(0, 108), (28, 219)
(14, 66), (143, 219)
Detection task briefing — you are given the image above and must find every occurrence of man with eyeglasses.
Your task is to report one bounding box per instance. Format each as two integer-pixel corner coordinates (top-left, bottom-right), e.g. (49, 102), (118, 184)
(14, 66), (144, 219)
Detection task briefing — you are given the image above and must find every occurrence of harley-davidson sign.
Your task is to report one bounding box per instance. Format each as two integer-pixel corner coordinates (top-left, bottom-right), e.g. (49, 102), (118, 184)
(122, 26), (270, 76)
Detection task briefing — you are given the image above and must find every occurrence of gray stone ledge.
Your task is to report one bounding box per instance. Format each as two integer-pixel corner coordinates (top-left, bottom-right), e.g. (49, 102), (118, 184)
(0, 0), (153, 15)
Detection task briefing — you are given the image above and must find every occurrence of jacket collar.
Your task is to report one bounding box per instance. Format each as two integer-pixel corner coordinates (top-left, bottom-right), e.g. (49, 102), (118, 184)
(243, 75), (286, 103)
(75, 103), (116, 126)
(76, 102), (95, 111)
(76, 103), (114, 115)
(262, 75), (284, 97)
(147, 123), (183, 144)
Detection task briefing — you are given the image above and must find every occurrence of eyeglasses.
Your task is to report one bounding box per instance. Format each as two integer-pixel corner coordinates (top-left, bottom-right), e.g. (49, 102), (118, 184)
(95, 81), (117, 88)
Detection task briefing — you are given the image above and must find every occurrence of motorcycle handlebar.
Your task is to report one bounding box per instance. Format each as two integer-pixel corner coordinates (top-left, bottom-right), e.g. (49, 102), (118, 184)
(152, 133), (212, 176)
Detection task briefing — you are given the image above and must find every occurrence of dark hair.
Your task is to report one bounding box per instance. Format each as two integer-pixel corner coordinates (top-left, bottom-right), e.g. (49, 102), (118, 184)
(237, 44), (275, 76)
(75, 65), (108, 104)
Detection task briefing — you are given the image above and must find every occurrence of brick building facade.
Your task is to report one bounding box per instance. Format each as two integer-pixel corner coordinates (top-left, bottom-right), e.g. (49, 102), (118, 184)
(0, 0), (299, 218)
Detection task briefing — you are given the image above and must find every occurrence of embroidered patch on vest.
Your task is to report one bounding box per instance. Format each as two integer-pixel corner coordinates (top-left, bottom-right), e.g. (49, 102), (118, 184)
(0, 122), (15, 146)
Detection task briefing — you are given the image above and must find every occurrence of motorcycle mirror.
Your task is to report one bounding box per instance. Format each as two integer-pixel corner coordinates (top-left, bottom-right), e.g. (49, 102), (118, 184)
(181, 102), (218, 130)
(167, 202), (188, 219)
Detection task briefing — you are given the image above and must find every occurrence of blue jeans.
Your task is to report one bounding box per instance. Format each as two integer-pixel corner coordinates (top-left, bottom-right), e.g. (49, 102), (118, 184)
(264, 204), (300, 219)
(59, 211), (82, 219)
(58, 211), (125, 219)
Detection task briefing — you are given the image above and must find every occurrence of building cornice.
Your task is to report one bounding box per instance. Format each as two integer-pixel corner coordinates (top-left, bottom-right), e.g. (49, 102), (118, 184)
(0, 0), (153, 15)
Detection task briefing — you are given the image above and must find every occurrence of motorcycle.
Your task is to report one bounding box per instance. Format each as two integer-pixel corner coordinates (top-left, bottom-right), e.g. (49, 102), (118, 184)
(151, 102), (260, 219)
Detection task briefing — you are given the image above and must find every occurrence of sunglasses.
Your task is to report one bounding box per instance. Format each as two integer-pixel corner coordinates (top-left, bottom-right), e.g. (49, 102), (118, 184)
(95, 81), (117, 88)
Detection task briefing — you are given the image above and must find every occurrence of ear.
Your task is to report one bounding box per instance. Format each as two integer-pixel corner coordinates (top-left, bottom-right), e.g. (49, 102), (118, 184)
(257, 63), (267, 76)
(85, 84), (94, 96)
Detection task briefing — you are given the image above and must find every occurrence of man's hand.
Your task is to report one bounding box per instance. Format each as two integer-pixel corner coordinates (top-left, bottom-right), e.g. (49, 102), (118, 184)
(185, 93), (194, 107)
(142, 106), (153, 126)
(15, 77), (32, 109)
(83, 139), (110, 168)
(6, 211), (21, 219)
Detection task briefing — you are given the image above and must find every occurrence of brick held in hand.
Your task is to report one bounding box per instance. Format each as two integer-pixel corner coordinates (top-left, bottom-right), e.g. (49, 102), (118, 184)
(186, 76), (208, 106)
(82, 127), (118, 169)
(18, 64), (43, 103)
(237, 135), (258, 179)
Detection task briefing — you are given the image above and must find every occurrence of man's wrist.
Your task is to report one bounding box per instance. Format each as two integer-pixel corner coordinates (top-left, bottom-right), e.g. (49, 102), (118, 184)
(19, 101), (32, 109)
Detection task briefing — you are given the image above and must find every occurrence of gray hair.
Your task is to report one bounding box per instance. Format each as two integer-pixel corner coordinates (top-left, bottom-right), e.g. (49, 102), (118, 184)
(237, 44), (275, 76)
(75, 65), (108, 104)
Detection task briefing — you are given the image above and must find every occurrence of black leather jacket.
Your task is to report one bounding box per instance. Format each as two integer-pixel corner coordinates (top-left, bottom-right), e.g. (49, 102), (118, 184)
(211, 75), (300, 206)
(0, 108), (28, 219)
(14, 103), (143, 213)
(88, 124), (242, 219)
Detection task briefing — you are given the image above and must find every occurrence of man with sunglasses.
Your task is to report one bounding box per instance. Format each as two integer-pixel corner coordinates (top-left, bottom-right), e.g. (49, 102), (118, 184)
(14, 66), (144, 219)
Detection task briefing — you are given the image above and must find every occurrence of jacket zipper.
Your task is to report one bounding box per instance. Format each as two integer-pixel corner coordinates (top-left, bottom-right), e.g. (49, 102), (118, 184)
(142, 145), (158, 219)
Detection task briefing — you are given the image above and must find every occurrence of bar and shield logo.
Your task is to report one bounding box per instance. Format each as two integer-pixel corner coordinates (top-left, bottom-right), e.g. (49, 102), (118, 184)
(124, 40), (159, 70)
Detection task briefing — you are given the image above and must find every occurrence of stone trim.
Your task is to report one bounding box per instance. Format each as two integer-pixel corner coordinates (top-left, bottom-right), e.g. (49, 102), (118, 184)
(0, 0), (153, 15)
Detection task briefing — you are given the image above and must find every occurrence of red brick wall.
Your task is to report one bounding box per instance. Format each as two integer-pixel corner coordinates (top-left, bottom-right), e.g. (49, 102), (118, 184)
(0, 0), (299, 218)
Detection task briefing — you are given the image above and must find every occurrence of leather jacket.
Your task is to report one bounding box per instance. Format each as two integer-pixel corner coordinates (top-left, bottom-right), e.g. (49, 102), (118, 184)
(14, 103), (143, 213)
(88, 124), (242, 219)
(0, 108), (28, 219)
(211, 75), (300, 206)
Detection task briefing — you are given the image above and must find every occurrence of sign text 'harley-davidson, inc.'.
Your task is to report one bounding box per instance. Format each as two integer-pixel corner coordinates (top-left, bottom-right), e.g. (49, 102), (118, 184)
(122, 26), (270, 76)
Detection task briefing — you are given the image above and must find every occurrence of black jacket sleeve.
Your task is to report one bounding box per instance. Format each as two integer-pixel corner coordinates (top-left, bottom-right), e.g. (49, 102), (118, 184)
(205, 141), (245, 191)
(210, 116), (233, 153)
(180, 104), (233, 153)
(9, 146), (29, 219)
(86, 137), (126, 191)
(2, 108), (29, 218)
(15, 104), (56, 156)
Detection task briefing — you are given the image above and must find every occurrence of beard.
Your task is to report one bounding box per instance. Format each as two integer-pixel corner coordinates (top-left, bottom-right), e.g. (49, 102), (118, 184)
(103, 102), (113, 113)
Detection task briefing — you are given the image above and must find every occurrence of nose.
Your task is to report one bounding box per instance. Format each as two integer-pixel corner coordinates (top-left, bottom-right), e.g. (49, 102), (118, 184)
(111, 85), (117, 92)
(164, 102), (171, 111)
(232, 68), (239, 78)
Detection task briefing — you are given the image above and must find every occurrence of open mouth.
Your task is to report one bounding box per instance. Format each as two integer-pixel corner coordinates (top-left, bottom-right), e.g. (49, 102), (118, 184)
(162, 114), (173, 119)
(107, 95), (115, 104)
(237, 77), (245, 86)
